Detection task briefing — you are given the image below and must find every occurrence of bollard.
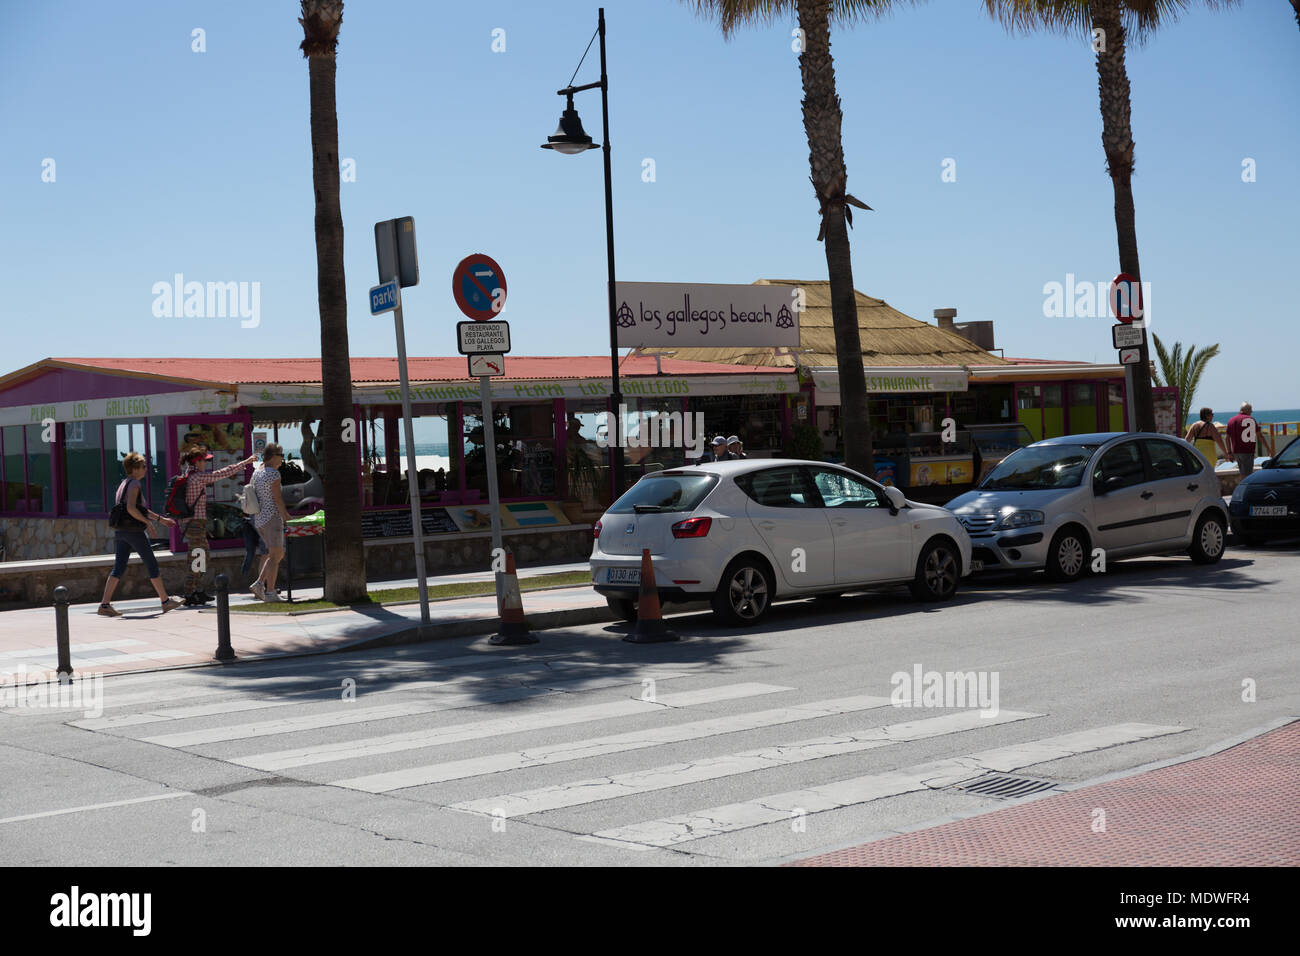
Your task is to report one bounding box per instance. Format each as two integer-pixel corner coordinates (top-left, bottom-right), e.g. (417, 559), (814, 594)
(54, 585), (73, 682)
(214, 573), (236, 663)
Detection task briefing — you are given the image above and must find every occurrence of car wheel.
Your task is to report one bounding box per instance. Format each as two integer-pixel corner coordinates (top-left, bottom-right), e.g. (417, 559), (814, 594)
(711, 557), (772, 627)
(909, 539), (960, 602)
(606, 597), (637, 623)
(1189, 512), (1227, 564)
(1044, 527), (1088, 582)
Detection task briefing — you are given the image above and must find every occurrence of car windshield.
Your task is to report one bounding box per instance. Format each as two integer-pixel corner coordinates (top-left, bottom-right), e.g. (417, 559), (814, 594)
(1273, 438), (1300, 469)
(608, 473), (718, 514)
(979, 444), (1099, 490)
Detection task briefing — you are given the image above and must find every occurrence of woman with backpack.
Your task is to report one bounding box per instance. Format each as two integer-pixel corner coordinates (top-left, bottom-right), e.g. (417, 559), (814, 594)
(98, 452), (181, 616)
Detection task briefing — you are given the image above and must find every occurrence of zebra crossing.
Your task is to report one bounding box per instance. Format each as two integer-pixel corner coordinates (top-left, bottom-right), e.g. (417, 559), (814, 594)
(59, 652), (1189, 856)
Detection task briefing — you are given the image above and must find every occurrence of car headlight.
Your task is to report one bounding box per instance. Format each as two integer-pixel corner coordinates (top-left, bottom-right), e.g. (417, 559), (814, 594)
(1230, 484), (1246, 503)
(997, 509), (1044, 529)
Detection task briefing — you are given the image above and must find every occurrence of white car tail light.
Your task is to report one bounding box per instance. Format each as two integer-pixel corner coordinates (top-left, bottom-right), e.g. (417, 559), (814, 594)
(671, 516), (711, 538)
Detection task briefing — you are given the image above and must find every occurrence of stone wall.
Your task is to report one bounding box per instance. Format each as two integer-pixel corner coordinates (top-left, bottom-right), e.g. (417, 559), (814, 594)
(364, 527), (594, 581)
(0, 517), (115, 561)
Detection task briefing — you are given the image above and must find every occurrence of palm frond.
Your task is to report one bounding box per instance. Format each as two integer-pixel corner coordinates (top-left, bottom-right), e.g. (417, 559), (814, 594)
(688, 0), (920, 37)
(981, 0), (1241, 45)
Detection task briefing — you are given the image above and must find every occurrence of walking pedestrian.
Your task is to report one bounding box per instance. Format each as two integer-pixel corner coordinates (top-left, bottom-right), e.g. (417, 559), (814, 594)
(239, 458), (267, 586)
(179, 446), (258, 605)
(250, 443), (292, 602)
(1184, 408), (1231, 465)
(727, 435), (747, 460)
(98, 453), (181, 617)
(1226, 402), (1260, 477)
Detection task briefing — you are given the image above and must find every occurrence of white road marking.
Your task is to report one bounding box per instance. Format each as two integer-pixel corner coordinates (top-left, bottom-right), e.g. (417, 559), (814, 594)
(451, 708), (1035, 817)
(135, 671), (697, 748)
(584, 722), (1187, 848)
(0, 640), (143, 661)
(332, 694), (894, 793)
(0, 791), (193, 825)
(71, 697), (302, 730)
(238, 683), (794, 772)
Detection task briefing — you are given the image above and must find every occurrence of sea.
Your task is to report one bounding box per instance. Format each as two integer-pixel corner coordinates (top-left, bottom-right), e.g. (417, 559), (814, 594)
(1183, 409), (1300, 426)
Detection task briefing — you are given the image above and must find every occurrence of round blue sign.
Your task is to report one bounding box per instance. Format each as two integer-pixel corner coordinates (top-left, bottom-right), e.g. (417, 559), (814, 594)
(452, 254), (507, 321)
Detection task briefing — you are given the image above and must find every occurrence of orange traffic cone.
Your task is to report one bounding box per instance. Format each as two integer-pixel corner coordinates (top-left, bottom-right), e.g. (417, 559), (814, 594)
(490, 551), (538, 646)
(624, 548), (679, 644)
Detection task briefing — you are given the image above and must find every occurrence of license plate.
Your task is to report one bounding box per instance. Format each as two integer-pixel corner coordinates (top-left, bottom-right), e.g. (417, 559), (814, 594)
(608, 568), (641, 585)
(969, 559), (984, 572)
(1250, 506), (1287, 517)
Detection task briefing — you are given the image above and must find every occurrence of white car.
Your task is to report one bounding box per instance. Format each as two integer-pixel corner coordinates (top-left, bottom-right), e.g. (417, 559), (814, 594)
(590, 459), (973, 626)
(945, 432), (1229, 580)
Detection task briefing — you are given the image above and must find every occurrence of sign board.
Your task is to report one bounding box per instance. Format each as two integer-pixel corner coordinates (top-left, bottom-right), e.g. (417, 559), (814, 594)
(375, 217), (419, 287)
(452, 253), (507, 321)
(1112, 324), (1145, 349)
(370, 280), (400, 315)
(1109, 272), (1143, 324)
(252, 431), (268, 456)
(457, 320), (511, 354)
(468, 354), (506, 377)
(614, 281), (800, 348)
(360, 507), (458, 539)
(1119, 347), (1142, 365)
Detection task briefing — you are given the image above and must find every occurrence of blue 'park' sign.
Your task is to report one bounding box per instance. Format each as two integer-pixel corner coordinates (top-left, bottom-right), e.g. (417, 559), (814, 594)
(370, 280), (400, 315)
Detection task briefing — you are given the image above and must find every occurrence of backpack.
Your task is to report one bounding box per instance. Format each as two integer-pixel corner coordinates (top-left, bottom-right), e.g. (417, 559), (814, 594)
(237, 475), (260, 515)
(108, 479), (147, 531)
(164, 473), (195, 518)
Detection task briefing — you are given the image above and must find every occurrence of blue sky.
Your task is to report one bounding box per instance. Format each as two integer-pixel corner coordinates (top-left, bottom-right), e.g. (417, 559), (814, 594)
(2, 0), (1296, 410)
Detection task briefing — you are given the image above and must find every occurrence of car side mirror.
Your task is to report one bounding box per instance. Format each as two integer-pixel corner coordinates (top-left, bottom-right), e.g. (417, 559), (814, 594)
(883, 486), (906, 513)
(1260, 458), (1274, 469)
(1095, 475), (1121, 495)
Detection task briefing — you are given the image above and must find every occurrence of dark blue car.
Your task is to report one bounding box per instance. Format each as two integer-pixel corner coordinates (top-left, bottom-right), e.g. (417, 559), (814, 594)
(1228, 436), (1300, 545)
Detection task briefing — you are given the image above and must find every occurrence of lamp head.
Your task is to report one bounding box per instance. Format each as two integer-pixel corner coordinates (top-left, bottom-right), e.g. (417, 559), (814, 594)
(542, 97), (598, 154)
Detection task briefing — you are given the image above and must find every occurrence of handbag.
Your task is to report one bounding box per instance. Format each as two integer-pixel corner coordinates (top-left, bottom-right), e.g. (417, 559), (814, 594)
(108, 480), (147, 531)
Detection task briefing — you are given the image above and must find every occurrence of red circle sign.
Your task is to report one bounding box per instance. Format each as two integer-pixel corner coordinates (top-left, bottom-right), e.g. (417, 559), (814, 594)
(1109, 272), (1143, 325)
(452, 254), (507, 321)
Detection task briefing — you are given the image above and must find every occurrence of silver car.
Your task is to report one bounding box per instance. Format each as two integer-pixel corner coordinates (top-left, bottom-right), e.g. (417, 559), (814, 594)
(945, 432), (1229, 581)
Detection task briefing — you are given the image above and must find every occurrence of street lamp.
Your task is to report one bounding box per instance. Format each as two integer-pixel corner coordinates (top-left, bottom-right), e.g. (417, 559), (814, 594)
(542, 7), (625, 498)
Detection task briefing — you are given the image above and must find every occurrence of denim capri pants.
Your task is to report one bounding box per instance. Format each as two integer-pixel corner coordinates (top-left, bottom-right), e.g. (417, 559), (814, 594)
(111, 530), (160, 579)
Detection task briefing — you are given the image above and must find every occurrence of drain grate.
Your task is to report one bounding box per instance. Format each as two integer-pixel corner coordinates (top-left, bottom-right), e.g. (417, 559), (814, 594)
(951, 774), (1059, 799)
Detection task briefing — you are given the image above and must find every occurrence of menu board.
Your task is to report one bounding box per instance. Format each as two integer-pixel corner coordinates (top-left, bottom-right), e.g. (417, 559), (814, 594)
(361, 507), (459, 538)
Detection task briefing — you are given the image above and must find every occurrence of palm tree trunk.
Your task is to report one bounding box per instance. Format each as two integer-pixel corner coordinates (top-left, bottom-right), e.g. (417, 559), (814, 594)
(1093, 0), (1154, 432)
(797, 0), (873, 476)
(306, 52), (366, 602)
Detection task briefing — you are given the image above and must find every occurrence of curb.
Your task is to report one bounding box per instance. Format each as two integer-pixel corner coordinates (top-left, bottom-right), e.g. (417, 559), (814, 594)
(769, 714), (1300, 867)
(344, 604), (619, 650)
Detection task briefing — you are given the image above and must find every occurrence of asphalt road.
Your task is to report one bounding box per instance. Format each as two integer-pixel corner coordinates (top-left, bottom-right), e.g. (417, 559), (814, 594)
(2, 540), (1295, 866)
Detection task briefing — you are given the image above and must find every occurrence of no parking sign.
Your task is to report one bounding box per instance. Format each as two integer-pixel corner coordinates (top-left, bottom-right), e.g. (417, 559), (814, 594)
(452, 254), (507, 321)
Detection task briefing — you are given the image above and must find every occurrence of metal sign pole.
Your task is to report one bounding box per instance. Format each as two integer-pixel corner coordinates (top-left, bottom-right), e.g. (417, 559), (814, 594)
(479, 375), (506, 608)
(392, 284), (430, 626)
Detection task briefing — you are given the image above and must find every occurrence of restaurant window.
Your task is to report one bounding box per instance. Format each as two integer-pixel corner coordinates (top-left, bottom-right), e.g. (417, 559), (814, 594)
(1068, 384), (1098, 434)
(1017, 385), (1044, 442)
(465, 402), (555, 499)
(173, 420), (248, 538)
(23, 423), (54, 513)
(3, 426), (26, 511)
(625, 397), (690, 477)
(62, 421), (105, 514)
(1107, 382), (1125, 431)
(690, 395), (782, 456)
(564, 399), (613, 512)
(361, 405), (458, 507)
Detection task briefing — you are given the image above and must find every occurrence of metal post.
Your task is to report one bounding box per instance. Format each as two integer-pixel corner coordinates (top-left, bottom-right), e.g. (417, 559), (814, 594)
(480, 376), (506, 608)
(53, 585), (72, 681)
(392, 285), (431, 626)
(214, 573), (235, 662)
(598, 7), (624, 499)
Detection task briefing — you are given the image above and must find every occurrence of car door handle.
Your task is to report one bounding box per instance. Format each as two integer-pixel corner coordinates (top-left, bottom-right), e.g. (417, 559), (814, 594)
(1187, 483), (1198, 491)
(1140, 491), (1154, 499)
(757, 520), (777, 530)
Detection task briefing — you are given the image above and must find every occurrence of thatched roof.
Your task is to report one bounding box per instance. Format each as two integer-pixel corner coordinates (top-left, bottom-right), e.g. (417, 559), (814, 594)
(637, 279), (1008, 368)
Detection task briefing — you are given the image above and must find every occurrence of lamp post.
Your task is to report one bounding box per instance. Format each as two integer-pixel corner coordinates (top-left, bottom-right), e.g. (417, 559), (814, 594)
(542, 7), (625, 498)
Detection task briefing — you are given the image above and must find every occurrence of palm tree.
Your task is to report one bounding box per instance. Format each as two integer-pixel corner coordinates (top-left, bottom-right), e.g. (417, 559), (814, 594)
(300, 0), (366, 602)
(1150, 334), (1220, 421)
(984, 0), (1238, 434)
(688, 1), (897, 477)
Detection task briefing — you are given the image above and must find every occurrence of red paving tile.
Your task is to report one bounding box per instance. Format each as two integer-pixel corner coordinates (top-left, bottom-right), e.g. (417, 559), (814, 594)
(789, 721), (1300, 867)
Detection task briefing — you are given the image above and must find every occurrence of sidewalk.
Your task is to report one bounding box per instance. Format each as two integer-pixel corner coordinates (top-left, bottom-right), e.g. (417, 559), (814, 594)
(787, 719), (1300, 866)
(0, 561), (613, 678)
